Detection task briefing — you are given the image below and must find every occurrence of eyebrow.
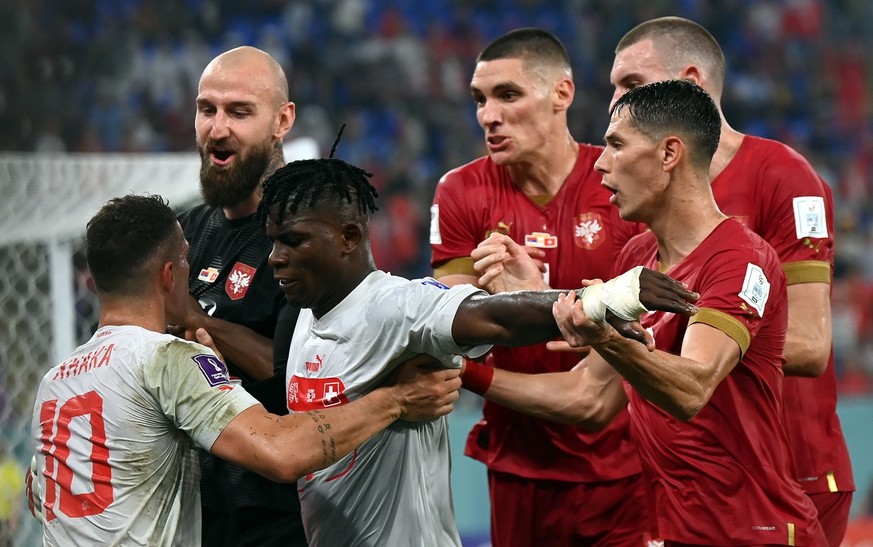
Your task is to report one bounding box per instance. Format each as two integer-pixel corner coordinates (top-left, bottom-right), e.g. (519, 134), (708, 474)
(471, 80), (521, 95)
(196, 98), (257, 109)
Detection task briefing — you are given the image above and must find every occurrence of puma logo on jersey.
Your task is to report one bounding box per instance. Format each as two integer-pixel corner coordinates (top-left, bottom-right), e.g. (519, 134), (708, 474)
(306, 355), (323, 372)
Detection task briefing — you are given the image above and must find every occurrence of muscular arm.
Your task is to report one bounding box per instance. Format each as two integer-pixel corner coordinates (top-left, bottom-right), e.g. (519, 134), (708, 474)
(211, 362), (461, 483)
(452, 290), (565, 347)
(783, 282), (831, 377)
(554, 291), (739, 421)
(482, 353), (627, 429)
(593, 323), (740, 420)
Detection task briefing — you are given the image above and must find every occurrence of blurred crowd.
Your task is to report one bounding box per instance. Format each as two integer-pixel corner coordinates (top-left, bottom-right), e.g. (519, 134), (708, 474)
(3, 0), (873, 392)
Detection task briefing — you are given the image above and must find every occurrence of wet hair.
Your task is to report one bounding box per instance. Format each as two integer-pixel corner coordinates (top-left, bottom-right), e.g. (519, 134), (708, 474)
(477, 27), (572, 79)
(257, 126), (379, 226)
(85, 194), (180, 294)
(611, 79), (720, 169)
(616, 17), (725, 93)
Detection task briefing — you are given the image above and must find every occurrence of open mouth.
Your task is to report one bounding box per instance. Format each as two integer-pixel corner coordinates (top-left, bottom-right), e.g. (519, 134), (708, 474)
(210, 148), (235, 166)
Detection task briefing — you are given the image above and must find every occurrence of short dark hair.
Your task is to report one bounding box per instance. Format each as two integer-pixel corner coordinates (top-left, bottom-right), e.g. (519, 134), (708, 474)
(477, 27), (572, 78)
(611, 79), (721, 169)
(616, 17), (725, 93)
(257, 157), (379, 227)
(85, 194), (180, 294)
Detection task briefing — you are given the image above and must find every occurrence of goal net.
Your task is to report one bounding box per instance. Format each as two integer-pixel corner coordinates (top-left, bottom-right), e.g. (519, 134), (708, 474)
(0, 153), (200, 545)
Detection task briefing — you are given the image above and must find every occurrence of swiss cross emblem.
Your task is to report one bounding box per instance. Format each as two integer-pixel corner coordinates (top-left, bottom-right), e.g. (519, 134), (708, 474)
(573, 212), (605, 250)
(225, 262), (255, 301)
(288, 375), (350, 411)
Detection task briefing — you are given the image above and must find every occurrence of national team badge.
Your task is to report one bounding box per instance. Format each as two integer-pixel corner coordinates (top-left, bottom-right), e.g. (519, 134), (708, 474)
(225, 262), (255, 301)
(288, 375), (351, 411)
(525, 231), (558, 248)
(198, 267), (220, 283)
(573, 212), (605, 250)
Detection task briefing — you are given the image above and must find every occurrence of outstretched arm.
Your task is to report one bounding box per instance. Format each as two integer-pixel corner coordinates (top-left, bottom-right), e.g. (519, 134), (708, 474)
(553, 291), (739, 421)
(451, 264), (698, 348)
(466, 352), (628, 429)
(210, 356), (461, 483)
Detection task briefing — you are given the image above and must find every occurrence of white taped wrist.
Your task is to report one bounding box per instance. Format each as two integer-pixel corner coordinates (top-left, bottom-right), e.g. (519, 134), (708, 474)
(580, 283), (608, 322)
(579, 266), (649, 323)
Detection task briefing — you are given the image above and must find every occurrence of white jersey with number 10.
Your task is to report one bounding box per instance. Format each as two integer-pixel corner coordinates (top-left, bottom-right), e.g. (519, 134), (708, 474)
(31, 325), (258, 547)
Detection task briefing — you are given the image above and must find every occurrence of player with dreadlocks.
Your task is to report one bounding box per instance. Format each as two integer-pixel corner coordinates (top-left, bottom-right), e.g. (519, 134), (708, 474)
(258, 125), (378, 227)
(256, 137), (700, 546)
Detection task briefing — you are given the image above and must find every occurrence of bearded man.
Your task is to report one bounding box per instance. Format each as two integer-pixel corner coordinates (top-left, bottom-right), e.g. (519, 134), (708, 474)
(170, 46), (308, 547)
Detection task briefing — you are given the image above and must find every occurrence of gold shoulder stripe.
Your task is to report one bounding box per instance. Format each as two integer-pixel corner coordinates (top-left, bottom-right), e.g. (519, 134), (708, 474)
(782, 260), (831, 285)
(433, 257), (475, 278)
(688, 308), (751, 356)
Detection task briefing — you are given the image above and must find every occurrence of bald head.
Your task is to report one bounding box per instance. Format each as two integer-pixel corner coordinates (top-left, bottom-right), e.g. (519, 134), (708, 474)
(200, 46), (289, 108)
(616, 17), (725, 97)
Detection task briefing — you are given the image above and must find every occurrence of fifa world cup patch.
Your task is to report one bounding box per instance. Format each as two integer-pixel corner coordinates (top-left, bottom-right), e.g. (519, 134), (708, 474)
(429, 204), (442, 245)
(192, 354), (231, 387)
(792, 196), (827, 239)
(421, 278), (450, 290)
(225, 262), (255, 300)
(738, 263), (770, 317)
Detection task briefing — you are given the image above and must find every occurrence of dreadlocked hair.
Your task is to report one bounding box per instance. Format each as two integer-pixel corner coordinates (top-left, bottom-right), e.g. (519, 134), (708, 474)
(257, 125), (379, 226)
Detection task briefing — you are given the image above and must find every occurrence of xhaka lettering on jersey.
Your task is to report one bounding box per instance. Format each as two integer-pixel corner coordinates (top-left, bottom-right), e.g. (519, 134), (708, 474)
(51, 343), (115, 380)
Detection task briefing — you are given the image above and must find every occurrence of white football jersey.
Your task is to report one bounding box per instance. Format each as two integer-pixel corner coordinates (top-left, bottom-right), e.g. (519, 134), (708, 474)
(31, 325), (258, 546)
(286, 271), (489, 547)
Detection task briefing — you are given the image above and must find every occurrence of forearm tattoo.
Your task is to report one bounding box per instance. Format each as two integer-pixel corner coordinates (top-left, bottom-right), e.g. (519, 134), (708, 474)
(307, 410), (336, 465)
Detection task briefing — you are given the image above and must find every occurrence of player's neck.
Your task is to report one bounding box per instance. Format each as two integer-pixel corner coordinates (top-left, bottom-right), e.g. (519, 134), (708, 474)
(651, 184), (727, 269)
(222, 190), (261, 220)
(708, 122), (744, 181)
(509, 136), (579, 198)
(98, 300), (168, 334)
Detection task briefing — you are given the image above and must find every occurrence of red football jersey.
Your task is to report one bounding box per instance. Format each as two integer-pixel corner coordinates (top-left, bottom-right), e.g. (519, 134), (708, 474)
(712, 135), (853, 495)
(431, 144), (643, 482)
(616, 219), (822, 544)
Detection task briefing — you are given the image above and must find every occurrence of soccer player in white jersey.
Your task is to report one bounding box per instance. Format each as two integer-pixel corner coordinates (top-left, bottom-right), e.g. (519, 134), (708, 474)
(257, 150), (699, 546)
(29, 194), (465, 547)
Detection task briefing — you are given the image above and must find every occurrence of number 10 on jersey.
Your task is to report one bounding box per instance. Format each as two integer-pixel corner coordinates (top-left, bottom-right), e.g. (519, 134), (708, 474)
(38, 390), (114, 520)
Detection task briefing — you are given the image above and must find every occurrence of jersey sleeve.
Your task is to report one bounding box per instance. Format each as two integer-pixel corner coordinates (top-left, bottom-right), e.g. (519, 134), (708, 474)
(371, 279), (492, 363)
(143, 339), (259, 450)
(430, 170), (481, 276)
(757, 147), (834, 285)
(688, 248), (776, 356)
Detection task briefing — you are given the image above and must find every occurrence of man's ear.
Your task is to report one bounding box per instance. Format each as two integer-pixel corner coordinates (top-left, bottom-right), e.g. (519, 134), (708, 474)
(554, 77), (575, 113)
(274, 101), (297, 140)
(679, 65), (703, 87)
(161, 261), (175, 292)
(661, 136), (684, 173)
(341, 222), (364, 253)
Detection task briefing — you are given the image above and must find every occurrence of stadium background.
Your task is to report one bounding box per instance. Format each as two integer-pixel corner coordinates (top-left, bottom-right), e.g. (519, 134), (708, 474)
(2, 0), (873, 545)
